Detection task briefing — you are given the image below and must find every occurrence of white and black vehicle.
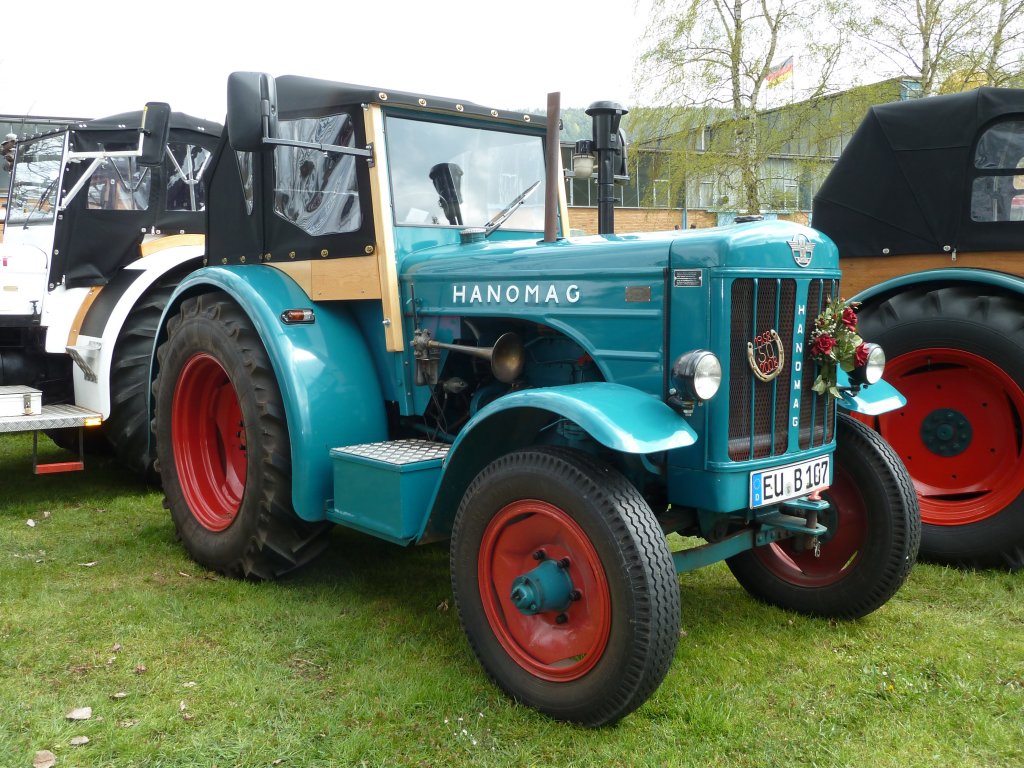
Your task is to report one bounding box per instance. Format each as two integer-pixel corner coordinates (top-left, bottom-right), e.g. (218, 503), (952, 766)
(0, 105), (220, 473)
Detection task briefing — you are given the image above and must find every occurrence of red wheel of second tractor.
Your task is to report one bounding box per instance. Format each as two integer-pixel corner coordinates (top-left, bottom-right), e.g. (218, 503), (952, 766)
(872, 348), (1024, 527)
(171, 352), (247, 532)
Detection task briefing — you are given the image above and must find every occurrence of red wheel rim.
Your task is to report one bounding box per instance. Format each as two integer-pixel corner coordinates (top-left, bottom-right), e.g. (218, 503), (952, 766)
(478, 500), (611, 682)
(875, 348), (1024, 526)
(171, 353), (247, 532)
(753, 465), (867, 586)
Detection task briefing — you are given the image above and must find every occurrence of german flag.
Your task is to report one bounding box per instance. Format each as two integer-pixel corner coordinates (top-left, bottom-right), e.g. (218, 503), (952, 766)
(766, 56), (793, 87)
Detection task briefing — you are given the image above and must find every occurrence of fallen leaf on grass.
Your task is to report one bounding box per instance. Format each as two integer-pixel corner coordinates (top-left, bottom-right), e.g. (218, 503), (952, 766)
(111, 643), (122, 653)
(66, 706), (92, 721)
(133, 664), (146, 675)
(69, 736), (89, 746)
(177, 571), (192, 578)
(436, 599), (449, 612)
(119, 719), (139, 728)
(110, 692), (128, 700)
(79, 561), (98, 567)
(26, 519), (36, 528)
(42, 511), (51, 519)
(33, 750), (56, 768)
(182, 681), (196, 688)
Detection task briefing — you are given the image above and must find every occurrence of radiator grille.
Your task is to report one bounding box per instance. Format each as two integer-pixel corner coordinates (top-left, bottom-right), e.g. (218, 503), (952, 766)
(727, 277), (836, 461)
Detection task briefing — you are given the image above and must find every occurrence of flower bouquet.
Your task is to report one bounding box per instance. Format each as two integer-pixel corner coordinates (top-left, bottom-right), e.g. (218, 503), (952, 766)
(809, 297), (870, 399)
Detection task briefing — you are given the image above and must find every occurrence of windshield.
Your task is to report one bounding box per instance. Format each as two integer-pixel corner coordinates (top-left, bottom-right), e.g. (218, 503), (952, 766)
(7, 134), (64, 227)
(385, 116), (545, 230)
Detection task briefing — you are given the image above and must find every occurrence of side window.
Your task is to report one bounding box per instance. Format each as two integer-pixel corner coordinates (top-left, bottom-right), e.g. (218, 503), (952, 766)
(87, 158), (151, 211)
(7, 134), (64, 226)
(166, 142), (213, 211)
(971, 119), (1024, 222)
(273, 113), (361, 235)
(236, 151), (254, 215)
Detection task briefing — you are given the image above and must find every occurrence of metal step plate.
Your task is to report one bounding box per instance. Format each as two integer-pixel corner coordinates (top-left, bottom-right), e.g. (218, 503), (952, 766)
(0, 404), (102, 434)
(332, 439), (450, 466)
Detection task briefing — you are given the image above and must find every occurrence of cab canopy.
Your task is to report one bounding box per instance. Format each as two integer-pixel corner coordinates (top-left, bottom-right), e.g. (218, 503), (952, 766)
(55, 110), (221, 286)
(813, 87), (1024, 257)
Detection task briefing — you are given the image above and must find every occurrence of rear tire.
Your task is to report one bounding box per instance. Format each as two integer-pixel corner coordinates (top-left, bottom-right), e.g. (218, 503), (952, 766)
(106, 269), (189, 479)
(451, 447), (680, 726)
(727, 414), (920, 619)
(857, 286), (1024, 570)
(154, 292), (330, 579)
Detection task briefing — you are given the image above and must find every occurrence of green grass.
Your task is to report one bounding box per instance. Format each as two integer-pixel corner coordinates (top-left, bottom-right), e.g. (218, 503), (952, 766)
(1, 433), (1022, 768)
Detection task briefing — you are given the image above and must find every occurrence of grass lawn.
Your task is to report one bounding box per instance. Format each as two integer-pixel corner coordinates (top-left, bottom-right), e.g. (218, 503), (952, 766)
(1, 433), (1022, 767)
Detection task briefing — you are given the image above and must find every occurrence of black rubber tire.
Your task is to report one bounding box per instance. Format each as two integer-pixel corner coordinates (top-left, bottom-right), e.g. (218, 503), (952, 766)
(857, 285), (1024, 570)
(153, 292), (331, 580)
(105, 269), (189, 479)
(727, 414), (920, 619)
(450, 447), (680, 727)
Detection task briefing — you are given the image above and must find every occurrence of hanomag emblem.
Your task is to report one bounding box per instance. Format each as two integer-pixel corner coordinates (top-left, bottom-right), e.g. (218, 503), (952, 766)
(747, 329), (786, 382)
(788, 234), (815, 267)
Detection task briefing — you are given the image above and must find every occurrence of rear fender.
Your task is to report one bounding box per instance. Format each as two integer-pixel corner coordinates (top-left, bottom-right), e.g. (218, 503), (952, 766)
(853, 268), (1024, 305)
(418, 382), (697, 542)
(154, 265), (387, 521)
(70, 245), (205, 416)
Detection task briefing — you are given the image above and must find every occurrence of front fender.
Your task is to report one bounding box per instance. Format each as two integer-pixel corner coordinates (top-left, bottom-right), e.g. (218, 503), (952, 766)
(835, 368), (906, 415)
(418, 382), (697, 542)
(155, 265), (388, 521)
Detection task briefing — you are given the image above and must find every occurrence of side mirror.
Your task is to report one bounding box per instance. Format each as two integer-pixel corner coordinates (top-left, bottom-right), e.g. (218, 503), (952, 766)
(227, 71), (278, 152)
(139, 102), (171, 166)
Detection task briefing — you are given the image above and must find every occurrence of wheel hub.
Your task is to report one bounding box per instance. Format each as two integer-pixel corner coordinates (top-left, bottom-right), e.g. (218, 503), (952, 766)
(510, 558), (574, 615)
(920, 408), (972, 457)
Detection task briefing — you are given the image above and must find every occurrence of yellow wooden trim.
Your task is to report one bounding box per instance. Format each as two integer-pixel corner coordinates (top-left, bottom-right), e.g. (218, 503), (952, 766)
(67, 286), (102, 346)
(267, 260), (313, 296)
(364, 104), (405, 352)
(139, 233), (205, 257)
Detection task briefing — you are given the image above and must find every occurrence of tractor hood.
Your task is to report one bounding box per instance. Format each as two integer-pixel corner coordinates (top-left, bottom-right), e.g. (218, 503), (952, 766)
(402, 220), (837, 291)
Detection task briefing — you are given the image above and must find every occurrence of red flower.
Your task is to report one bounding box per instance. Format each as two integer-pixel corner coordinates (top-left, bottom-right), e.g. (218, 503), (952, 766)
(855, 342), (870, 367)
(841, 306), (858, 331)
(811, 333), (837, 357)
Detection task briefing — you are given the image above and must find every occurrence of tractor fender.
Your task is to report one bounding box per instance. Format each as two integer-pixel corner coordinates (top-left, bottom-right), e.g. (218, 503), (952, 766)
(417, 382), (697, 542)
(155, 265), (388, 522)
(70, 245), (205, 417)
(834, 368), (906, 416)
(852, 267), (1024, 306)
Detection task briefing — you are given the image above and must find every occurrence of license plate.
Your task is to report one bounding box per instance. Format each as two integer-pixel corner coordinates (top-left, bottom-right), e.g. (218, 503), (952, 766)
(750, 455), (831, 508)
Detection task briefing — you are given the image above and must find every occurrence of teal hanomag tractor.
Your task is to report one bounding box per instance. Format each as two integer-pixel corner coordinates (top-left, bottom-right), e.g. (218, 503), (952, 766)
(149, 72), (919, 725)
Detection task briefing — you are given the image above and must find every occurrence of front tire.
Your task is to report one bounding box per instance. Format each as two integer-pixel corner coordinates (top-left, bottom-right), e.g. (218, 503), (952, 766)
(727, 414), (920, 619)
(153, 292), (330, 579)
(857, 286), (1024, 570)
(451, 447), (680, 726)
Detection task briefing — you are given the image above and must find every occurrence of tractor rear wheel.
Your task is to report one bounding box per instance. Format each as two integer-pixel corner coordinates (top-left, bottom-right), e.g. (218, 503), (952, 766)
(450, 447), (680, 726)
(727, 414), (920, 619)
(154, 292), (330, 579)
(856, 286), (1024, 570)
(105, 269), (189, 480)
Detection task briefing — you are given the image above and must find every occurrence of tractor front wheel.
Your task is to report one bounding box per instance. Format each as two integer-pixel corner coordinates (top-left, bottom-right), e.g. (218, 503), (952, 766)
(727, 414), (920, 619)
(153, 292), (330, 579)
(450, 447), (680, 727)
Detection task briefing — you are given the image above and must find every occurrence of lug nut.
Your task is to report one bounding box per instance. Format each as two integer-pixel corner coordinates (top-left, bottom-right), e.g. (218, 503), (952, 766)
(555, 613), (568, 624)
(557, 557), (571, 569)
(569, 590), (582, 601)
(532, 550), (546, 561)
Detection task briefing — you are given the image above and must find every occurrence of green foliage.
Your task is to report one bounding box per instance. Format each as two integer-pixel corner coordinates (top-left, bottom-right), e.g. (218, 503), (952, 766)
(1, 435), (1022, 767)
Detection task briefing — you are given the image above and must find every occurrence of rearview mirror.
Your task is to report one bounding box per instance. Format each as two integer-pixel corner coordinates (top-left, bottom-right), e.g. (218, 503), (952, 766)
(139, 102), (171, 166)
(227, 71), (278, 152)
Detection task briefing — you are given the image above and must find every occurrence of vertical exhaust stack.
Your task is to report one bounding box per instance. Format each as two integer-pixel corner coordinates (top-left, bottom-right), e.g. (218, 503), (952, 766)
(586, 101), (627, 235)
(544, 92), (560, 243)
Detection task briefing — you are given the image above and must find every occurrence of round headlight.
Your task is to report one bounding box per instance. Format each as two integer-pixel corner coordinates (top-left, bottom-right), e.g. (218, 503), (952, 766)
(861, 343), (886, 384)
(672, 350), (722, 401)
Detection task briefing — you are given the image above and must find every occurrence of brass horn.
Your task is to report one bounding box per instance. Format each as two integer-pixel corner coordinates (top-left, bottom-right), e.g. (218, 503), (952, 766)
(425, 332), (525, 383)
